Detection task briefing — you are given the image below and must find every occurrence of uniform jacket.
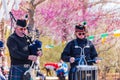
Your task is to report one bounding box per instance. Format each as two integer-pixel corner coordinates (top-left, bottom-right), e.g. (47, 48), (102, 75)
(61, 38), (98, 67)
(7, 33), (31, 65)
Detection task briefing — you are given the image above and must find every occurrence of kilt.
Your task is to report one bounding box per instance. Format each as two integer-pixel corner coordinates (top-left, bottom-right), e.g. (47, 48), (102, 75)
(8, 65), (30, 80)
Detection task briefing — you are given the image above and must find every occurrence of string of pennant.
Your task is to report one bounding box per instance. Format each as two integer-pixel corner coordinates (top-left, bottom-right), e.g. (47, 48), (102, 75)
(45, 29), (120, 48)
(87, 29), (120, 41)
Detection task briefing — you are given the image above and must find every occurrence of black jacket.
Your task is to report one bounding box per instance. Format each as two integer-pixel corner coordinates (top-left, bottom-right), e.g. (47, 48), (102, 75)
(7, 33), (31, 65)
(61, 38), (98, 67)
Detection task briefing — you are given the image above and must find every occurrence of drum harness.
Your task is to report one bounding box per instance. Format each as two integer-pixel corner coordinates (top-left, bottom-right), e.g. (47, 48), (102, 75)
(74, 39), (90, 66)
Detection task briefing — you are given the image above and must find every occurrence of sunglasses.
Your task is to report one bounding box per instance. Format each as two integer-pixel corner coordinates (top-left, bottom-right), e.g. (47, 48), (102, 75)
(78, 32), (85, 36)
(18, 28), (27, 31)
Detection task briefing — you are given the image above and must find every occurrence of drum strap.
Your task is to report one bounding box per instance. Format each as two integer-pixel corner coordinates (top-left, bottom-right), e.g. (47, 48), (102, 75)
(74, 39), (78, 47)
(74, 39), (90, 65)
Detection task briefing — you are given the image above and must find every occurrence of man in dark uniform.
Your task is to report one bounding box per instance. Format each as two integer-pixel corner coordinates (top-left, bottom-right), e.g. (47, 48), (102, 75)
(61, 24), (100, 80)
(7, 19), (42, 80)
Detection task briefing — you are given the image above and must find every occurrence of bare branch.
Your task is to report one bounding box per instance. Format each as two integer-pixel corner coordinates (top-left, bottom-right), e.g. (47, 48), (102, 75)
(34, 0), (46, 8)
(90, 1), (120, 8)
(20, 6), (28, 12)
(30, 0), (35, 5)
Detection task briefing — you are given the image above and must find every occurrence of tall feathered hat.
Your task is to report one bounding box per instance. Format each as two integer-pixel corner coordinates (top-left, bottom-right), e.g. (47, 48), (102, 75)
(9, 12), (27, 28)
(75, 21), (87, 32)
(16, 19), (27, 27)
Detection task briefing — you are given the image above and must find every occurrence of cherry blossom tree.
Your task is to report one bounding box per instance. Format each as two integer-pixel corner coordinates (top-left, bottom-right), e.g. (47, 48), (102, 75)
(9, 0), (120, 42)
(35, 0), (120, 41)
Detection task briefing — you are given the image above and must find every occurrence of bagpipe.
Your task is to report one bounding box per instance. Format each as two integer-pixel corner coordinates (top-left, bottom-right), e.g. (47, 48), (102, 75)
(24, 33), (42, 56)
(9, 11), (42, 56)
(23, 33), (43, 79)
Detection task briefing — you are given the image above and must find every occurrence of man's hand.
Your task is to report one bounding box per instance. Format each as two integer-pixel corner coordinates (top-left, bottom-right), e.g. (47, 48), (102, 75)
(95, 59), (101, 64)
(95, 57), (102, 64)
(28, 55), (37, 61)
(37, 50), (43, 57)
(70, 57), (75, 63)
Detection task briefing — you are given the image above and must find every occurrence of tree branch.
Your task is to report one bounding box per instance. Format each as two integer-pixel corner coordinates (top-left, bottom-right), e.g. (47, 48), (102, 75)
(90, 1), (120, 8)
(34, 0), (46, 8)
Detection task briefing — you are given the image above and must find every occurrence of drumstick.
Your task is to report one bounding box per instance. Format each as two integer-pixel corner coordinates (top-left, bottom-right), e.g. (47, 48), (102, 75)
(87, 58), (102, 62)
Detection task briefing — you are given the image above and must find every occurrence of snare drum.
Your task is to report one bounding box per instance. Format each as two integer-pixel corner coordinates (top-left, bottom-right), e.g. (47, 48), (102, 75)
(74, 65), (98, 80)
